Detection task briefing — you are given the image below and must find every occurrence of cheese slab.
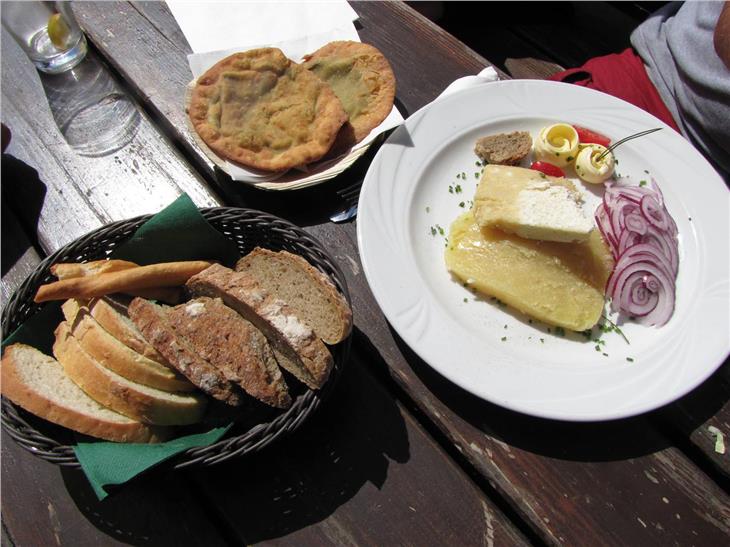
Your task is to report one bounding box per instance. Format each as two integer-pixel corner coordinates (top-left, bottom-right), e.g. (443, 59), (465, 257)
(445, 210), (613, 331)
(474, 165), (593, 243)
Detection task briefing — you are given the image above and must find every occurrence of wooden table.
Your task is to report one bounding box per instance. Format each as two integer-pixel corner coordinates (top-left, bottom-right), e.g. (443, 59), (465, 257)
(2, 2), (729, 545)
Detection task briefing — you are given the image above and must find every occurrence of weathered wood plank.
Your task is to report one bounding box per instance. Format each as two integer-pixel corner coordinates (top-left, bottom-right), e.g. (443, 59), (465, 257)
(0, 27), (219, 254)
(189, 337), (528, 546)
(1, 431), (228, 547)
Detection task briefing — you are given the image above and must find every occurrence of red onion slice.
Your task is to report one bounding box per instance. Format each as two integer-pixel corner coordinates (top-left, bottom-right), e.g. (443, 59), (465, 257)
(596, 177), (679, 327)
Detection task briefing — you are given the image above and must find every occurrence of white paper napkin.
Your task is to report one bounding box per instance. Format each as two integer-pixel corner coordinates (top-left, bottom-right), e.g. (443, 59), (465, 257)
(436, 67), (500, 101)
(167, 1), (359, 54)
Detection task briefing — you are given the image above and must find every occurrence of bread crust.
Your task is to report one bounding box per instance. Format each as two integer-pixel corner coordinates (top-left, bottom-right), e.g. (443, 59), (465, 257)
(186, 264), (333, 389)
(71, 310), (195, 392)
(51, 259), (139, 279)
(188, 48), (348, 172)
(166, 298), (291, 409)
(128, 298), (245, 406)
(1, 344), (169, 443)
(89, 297), (169, 365)
(303, 41), (396, 145)
(35, 261), (212, 303)
(53, 322), (207, 425)
(235, 248), (352, 344)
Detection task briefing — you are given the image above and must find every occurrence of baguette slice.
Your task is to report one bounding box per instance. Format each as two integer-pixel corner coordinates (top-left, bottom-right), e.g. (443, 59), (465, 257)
(71, 310), (195, 393)
(187, 264), (332, 389)
(53, 322), (207, 425)
(166, 297), (291, 409)
(89, 296), (170, 366)
(1, 344), (168, 443)
(128, 298), (245, 406)
(235, 248), (352, 345)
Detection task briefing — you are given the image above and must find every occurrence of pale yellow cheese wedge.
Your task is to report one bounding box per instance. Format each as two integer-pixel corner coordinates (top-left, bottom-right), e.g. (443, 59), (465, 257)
(445, 211), (613, 331)
(474, 165), (593, 243)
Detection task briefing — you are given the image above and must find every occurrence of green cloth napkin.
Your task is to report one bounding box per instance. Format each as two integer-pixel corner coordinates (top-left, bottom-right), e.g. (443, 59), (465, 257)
(75, 425), (231, 500)
(3, 193), (241, 500)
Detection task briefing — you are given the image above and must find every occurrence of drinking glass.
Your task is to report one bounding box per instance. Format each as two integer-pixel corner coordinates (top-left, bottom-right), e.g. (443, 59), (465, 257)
(2, 1), (87, 73)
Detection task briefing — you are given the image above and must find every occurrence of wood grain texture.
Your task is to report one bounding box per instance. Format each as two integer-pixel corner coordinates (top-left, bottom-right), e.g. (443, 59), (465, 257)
(1, 204), (42, 309)
(0, 27), (219, 254)
(1, 431), (227, 547)
(189, 341), (528, 546)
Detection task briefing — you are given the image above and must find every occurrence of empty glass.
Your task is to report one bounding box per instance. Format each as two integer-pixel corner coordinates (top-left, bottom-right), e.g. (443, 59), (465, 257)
(2, 1), (87, 73)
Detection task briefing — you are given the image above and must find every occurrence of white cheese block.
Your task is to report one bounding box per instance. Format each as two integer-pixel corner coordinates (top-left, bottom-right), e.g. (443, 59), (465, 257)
(473, 165), (594, 243)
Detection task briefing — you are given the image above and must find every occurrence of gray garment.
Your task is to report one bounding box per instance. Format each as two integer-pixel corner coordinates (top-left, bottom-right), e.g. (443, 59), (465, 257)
(631, 1), (730, 178)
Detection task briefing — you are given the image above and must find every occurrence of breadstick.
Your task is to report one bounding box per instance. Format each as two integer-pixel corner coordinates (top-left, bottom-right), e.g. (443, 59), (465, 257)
(35, 261), (212, 303)
(51, 260), (139, 280)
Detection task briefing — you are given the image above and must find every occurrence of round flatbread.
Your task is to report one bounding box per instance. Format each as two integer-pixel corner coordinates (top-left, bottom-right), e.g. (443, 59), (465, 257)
(303, 41), (396, 147)
(188, 48), (348, 172)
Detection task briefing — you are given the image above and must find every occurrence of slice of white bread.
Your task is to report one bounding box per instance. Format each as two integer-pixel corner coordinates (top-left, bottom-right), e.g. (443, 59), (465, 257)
(53, 322), (207, 425)
(186, 264), (333, 390)
(128, 298), (245, 406)
(235, 248), (352, 345)
(88, 296), (171, 366)
(0, 344), (168, 443)
(165, 297), (291, 409)
(71, 309), (196, 393)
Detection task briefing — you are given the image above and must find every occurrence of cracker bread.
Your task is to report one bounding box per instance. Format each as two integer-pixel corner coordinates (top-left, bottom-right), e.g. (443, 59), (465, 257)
(1, 344), (169, 443)
(303, 41), (396, 146)
(188, 48), (348, 172)
(186, 264), (332, 389)
(53, 322), (207, 425)
(235, 247), (352, 344)
(128, 298), (246, 406)
(166, 297), (291, 409)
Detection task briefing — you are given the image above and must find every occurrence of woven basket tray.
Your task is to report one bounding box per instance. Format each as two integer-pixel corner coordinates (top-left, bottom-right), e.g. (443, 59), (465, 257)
(1, 207), (351, 469)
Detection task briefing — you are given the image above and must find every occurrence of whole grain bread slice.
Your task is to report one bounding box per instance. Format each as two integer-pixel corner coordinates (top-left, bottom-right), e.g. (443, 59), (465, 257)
(1, 344), (169, 443)
(128, 298), (245, 406)
(70, 309), (195, 393)
(474, 131), (532, 165)
(53, 322), (207, 425)
(166, 297), (291, 409)
(186, 264), (332, 389)
(235, 248), (352, 345)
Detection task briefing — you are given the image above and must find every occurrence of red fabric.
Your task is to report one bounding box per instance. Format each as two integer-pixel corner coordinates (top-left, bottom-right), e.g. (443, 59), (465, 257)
(549, 48), (680, 132)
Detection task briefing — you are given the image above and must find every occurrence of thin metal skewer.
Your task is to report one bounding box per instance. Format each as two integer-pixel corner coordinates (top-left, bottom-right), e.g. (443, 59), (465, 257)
(597, 127), (663, 160)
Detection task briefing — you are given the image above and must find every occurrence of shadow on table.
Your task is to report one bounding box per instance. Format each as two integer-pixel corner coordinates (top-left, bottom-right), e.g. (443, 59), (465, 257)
(1, 154), (47, 271)
(390, 327), (729, 462)
(60, 327), (410, 545)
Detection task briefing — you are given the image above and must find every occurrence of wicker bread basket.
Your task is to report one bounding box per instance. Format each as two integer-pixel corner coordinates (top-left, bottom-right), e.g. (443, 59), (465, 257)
(1, 207), (350, 468)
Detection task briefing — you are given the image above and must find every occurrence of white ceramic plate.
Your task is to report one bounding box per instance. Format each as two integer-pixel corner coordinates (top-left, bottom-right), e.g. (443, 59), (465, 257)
(357, 80), (730, 421)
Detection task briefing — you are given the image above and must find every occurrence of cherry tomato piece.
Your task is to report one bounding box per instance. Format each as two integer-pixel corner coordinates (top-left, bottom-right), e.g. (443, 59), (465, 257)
(530, 161), (565, 177)
(573, 125), (611, 147)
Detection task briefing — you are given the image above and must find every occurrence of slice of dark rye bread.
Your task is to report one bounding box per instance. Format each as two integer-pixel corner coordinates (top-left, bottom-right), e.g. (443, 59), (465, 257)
(474, 131), (532, 165)
(186, 264), (333, 390)
(235, 247), (352, 345)
(0, 344), (169, 443)
(165, 297), (291, 409)
(128, 298), (245, 406)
